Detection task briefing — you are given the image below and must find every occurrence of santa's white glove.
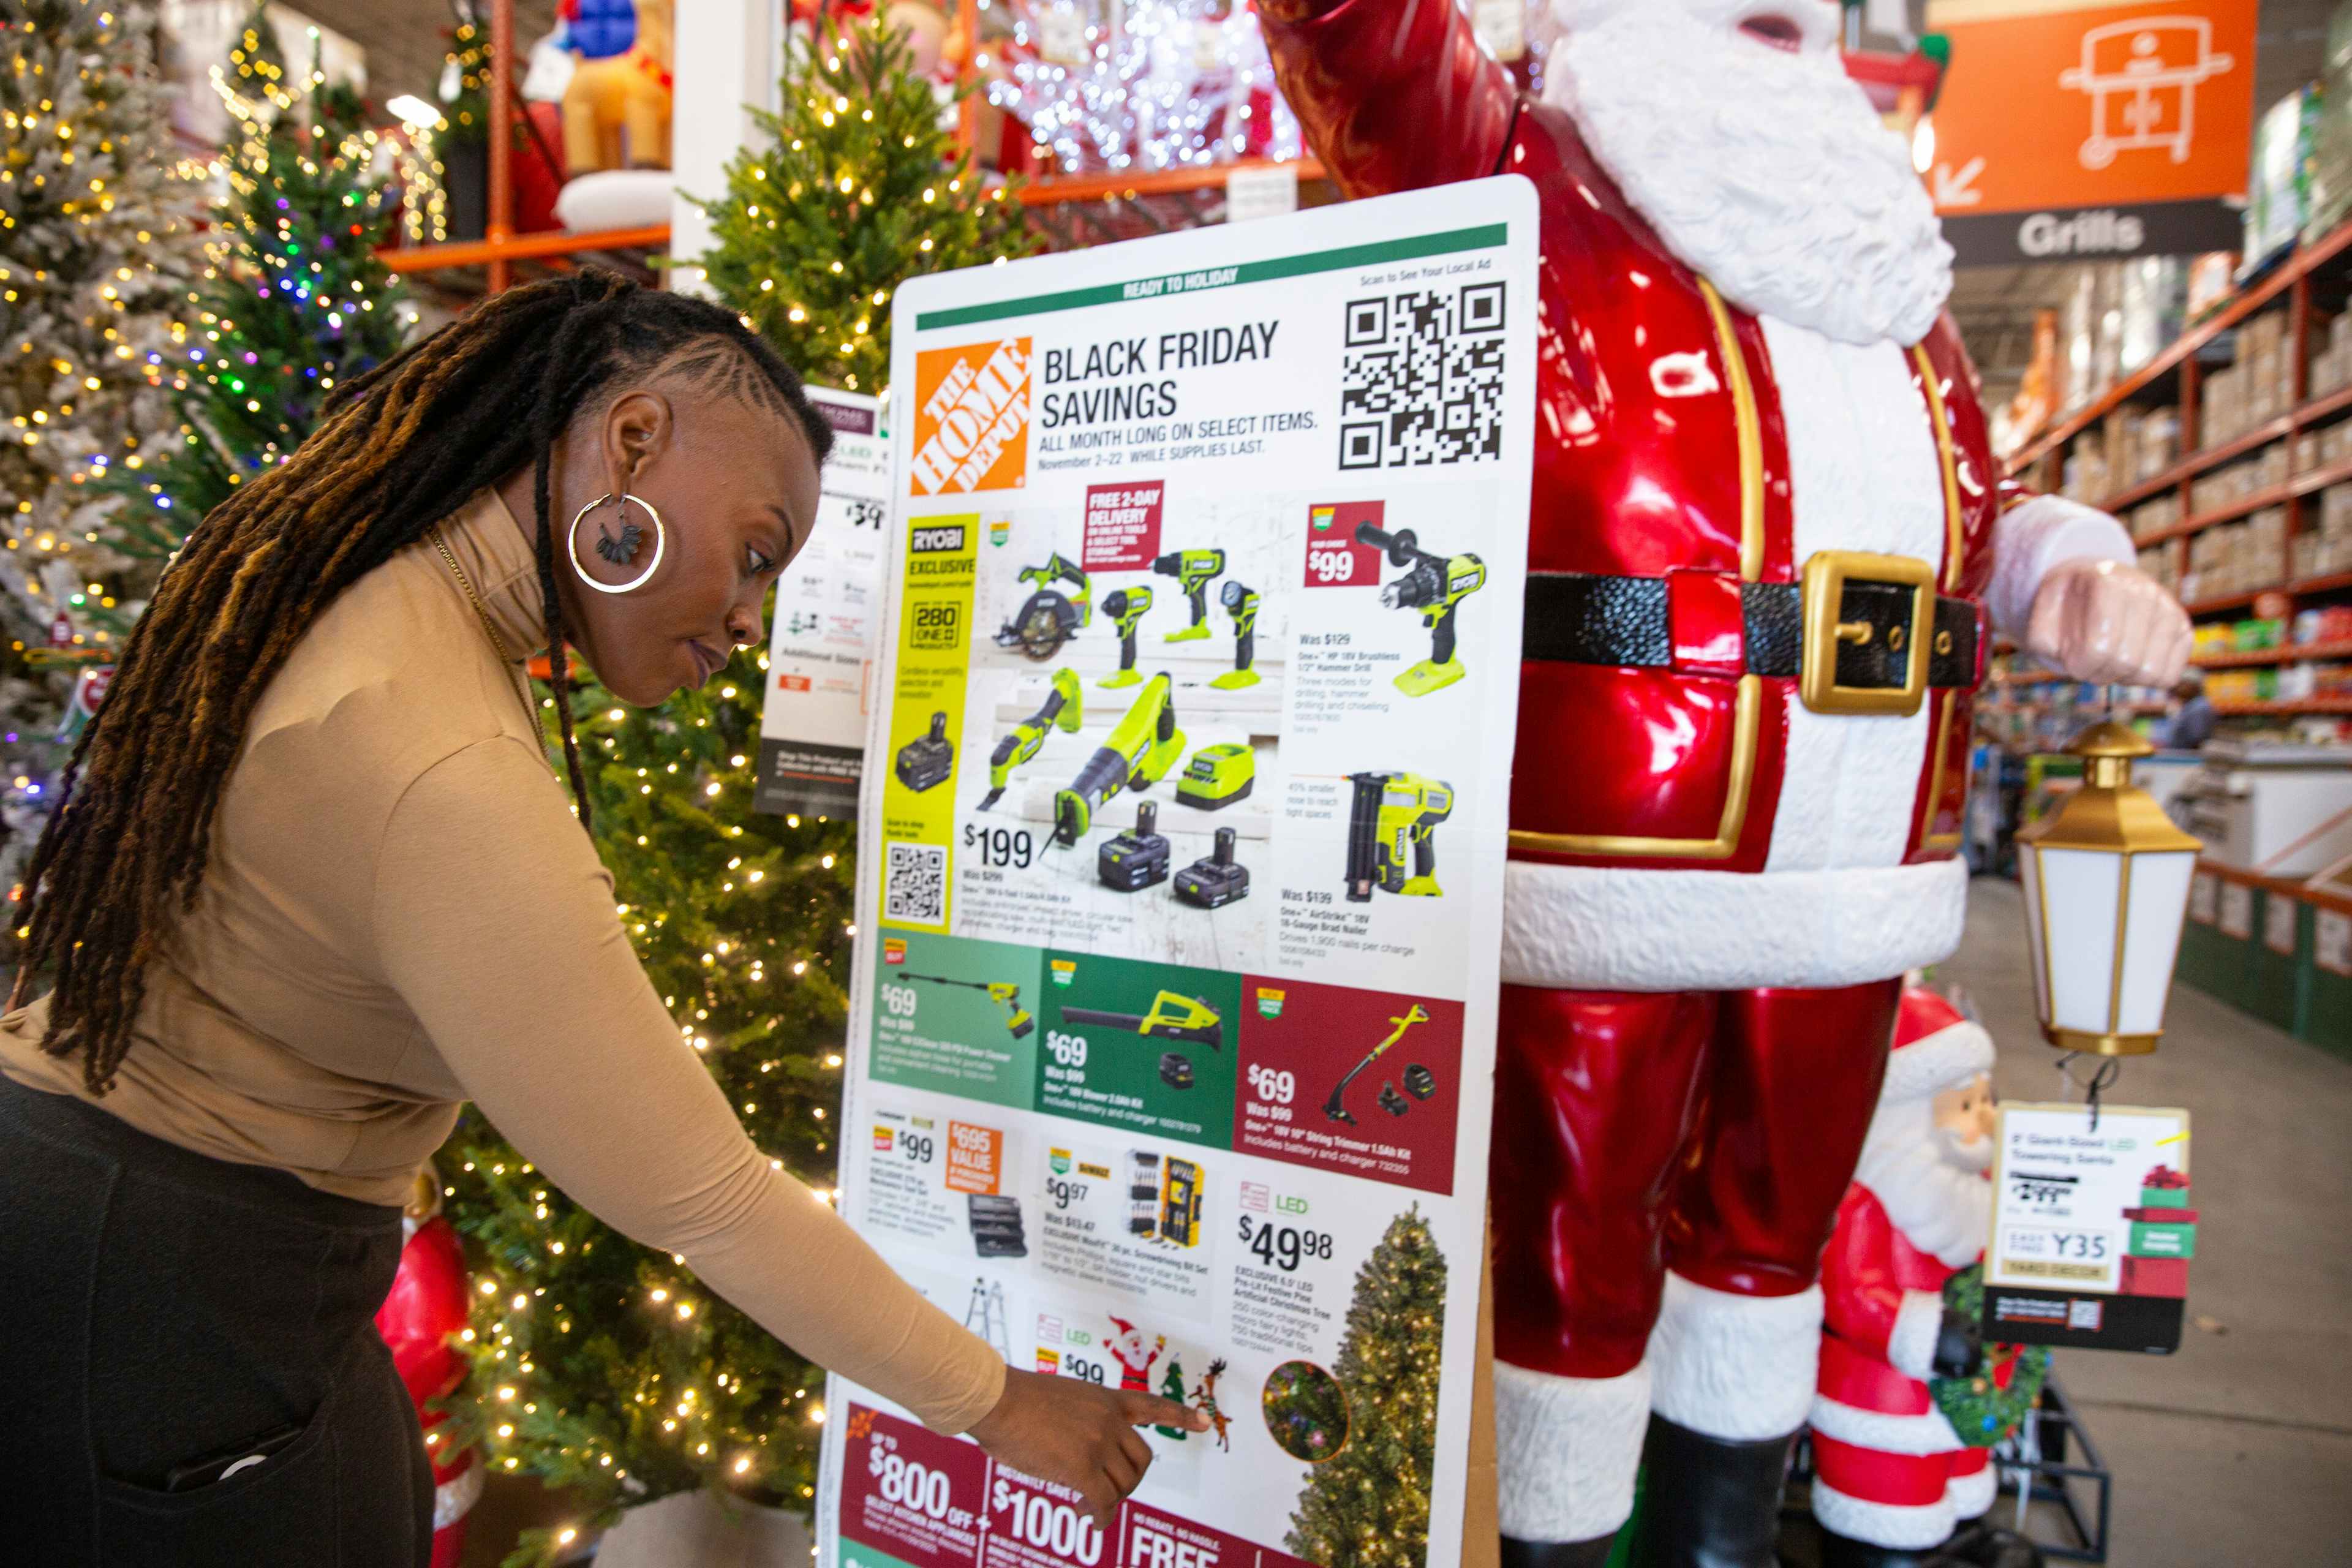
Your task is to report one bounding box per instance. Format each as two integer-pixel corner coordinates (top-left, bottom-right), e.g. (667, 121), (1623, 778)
(2026, 559), (2193, 689)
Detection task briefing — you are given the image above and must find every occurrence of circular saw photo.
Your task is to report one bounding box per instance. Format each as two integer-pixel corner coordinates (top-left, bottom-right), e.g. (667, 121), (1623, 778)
(994, 552), (1093, 661)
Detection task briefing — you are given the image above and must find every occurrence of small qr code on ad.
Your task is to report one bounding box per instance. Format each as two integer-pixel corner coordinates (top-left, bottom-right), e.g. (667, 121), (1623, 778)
(1338, 283), (1507, 469)
(884, 840), (948, 925)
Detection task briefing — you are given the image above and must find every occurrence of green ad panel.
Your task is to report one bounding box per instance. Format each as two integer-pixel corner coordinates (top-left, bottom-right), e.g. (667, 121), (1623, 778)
(1037, 950), (1240, 1148)
(872, 932), (1043, 1110)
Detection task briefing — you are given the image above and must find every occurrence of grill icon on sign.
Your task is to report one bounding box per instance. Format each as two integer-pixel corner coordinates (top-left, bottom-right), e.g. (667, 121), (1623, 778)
(2060, 18), (2236, 170)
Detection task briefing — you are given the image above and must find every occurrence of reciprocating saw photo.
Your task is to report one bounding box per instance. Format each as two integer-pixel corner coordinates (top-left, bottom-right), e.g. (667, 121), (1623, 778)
(1060, 990), (1225, 1052)
(899, 973), (1035, 1039)
(1051, 673), (1185, 845)
(979, 669), (1082, 812)
(1355, 521), (1487, 696)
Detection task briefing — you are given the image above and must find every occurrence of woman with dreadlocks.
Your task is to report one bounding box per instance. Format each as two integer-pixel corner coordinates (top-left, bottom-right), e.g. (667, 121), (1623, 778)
(0, 272), (1197, 1563)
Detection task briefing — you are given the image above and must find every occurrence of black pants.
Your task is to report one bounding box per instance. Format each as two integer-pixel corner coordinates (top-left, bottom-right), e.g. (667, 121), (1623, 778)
(0, 1075), (433, 1566)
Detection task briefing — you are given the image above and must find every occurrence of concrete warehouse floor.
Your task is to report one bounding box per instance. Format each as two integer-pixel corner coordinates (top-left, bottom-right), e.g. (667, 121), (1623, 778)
(1943, 878), (2352, 1568)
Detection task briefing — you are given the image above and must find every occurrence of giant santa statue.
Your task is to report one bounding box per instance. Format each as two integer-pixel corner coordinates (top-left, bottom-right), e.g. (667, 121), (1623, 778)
(1256, 3), (2190, 1564)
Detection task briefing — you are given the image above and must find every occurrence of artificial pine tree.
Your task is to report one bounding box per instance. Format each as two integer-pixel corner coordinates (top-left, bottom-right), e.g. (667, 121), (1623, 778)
(689, 15), (1039, 394)
(436, 21), (1045, 1559)
(0, 0), (200, 891)
(1286, 1207), (1448, 1568)
(108, 14), (413, 560)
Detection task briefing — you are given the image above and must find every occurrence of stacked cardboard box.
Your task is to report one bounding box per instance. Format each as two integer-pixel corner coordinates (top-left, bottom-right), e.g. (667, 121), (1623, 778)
(2294, 479), (2352, 579)
(2185, 507), (2287, 600)
(2138, 542), (2181, 594)
(2189, 442), (2293, 511)
(2203, 310), (2305, 448)
(2310, 311), (2352, 397)
(2128, 493), (2183, 540)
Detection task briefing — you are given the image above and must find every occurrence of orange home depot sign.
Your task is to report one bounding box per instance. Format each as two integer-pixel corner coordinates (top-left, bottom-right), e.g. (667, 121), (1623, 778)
(910, 337), (1031, 496)
(1924, 0), (2256, 265)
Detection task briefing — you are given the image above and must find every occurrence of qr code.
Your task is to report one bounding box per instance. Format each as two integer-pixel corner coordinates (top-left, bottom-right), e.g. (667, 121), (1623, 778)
(884, 840), (948, 925)
(1338, 282), (1507, 469)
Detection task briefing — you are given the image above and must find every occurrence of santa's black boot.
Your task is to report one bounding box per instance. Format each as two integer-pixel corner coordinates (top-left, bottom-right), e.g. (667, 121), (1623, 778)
(1629, 1415), (1794, 1568)
(1501, 1534), (1619, 1568)
(1936, 1518), (2043, 1568)
(1815, 1527), (1936, 1568)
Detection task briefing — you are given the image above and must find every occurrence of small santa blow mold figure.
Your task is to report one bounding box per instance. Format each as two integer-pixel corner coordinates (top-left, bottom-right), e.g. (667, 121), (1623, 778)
(1808, 989), (2045, 1568)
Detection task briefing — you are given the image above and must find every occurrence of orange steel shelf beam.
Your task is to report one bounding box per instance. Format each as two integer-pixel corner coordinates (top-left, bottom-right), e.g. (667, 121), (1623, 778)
(1017, 158), (1329, 207)
(382, 224), (673, 274)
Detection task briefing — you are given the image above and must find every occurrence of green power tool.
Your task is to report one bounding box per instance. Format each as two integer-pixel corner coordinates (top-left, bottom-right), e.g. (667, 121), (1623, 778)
(1099, 586), (1153, 689)
(1052, 673), (1185, 845)
(1323, 1004), (1429, 1126)
(1152, 548), (1226, 643)
(899, 973), (1035, 1039)
(1354, 521), (1486, 696)
(978, 669), (1082, 812)
(1061, 990), (1224, 1051)
(1210, 580), (1261, 690)
(1343, 772), (1454, 900)
(995, 553), (1092, 661)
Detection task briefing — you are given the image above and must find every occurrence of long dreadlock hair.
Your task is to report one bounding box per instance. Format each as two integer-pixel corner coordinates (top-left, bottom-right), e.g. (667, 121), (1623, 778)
(13, 269), (835, 1095)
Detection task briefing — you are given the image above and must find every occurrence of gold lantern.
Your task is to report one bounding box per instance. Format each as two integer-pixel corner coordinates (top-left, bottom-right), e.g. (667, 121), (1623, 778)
(2016, 722), (2203, 1056)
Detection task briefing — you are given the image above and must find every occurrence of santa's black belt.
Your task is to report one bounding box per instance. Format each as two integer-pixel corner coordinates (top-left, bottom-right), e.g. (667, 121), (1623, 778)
(1521, 562), (1981, 717)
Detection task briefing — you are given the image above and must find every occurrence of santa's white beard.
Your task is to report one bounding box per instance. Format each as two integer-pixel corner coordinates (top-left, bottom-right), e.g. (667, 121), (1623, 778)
(1542, 7), (1953, 347)
(1936, 1124), (1996, 1174)
(1854, 1102), (1995, 1268)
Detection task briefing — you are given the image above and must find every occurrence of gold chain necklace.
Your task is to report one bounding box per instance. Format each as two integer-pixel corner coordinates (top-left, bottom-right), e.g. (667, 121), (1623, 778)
(426, 525), (556, 769)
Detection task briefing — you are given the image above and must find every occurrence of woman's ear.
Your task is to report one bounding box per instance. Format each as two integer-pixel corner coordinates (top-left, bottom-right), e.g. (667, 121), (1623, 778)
(601, 388), (677, 497)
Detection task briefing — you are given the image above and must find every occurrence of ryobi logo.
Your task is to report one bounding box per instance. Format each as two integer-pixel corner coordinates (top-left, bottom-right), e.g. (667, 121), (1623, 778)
(910, 524), (969, 554)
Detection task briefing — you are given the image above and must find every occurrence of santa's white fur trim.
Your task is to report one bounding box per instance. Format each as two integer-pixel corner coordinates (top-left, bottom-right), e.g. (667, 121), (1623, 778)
(434, 1456), (484, 1531)
(1810, 1477), (1956, 1550)
(1494, 1359), (1651, 1543)
(1948, 1458), (1999, 1520)
(1648, 1273), (1822, 1440)
(1988, 496), (2136, 643)
(1809, 1393), (1966, 1457)
(1883, 1021), (1995, 1104)
(1887, 1288), (1948, 1381)
(1501, 857), (1965, 992)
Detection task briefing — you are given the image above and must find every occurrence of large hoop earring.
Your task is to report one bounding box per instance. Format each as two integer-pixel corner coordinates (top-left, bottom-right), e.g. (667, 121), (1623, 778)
(567, 493), (666, 595)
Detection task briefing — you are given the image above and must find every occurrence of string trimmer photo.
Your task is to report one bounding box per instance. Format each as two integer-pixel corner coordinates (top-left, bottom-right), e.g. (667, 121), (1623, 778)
(1323, 1004), (1428, 1126)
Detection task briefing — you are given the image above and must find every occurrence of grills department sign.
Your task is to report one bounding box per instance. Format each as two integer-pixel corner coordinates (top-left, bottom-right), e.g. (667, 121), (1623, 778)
(1924, 1), (2257, 265)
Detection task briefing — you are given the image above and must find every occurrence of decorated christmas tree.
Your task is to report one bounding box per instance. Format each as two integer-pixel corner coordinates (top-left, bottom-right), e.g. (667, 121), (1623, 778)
(434, 23), (1044, 1558)
(108, 15), (413, 564)
(1286, 1207), (1447, 1568)
(0, 0), (201, 894)
(688, 15), (1039, 394)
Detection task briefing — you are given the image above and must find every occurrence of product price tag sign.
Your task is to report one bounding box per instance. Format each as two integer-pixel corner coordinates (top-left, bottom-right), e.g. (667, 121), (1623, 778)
(1985, 1101), (2193, 1354)
(759, 386), (889, 818)
(821, 179), (1540, 1568)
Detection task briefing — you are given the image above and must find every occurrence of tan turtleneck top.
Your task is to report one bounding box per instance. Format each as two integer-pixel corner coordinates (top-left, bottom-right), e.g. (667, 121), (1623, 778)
(0, 489), (1005, 1436)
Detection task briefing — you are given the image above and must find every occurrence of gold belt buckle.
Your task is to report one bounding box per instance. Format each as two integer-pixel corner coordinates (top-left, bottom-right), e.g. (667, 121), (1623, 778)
(1799, 550), (1935, 717)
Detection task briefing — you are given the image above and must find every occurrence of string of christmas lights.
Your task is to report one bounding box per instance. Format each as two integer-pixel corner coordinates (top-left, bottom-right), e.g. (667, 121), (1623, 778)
(976, 0), (1302, 174)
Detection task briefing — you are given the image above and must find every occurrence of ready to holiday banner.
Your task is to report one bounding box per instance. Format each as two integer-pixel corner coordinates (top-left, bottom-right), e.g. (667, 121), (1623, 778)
(821, 178), (1540, 1568)
(758, 386), (891, 818)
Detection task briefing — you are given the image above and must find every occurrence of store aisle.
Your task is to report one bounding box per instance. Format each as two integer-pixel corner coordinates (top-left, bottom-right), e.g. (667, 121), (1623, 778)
(1942, 879), (2352, 1568)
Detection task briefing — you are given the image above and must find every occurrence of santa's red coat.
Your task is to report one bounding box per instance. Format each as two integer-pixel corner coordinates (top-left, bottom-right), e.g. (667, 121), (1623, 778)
(1260, 0), (2123, 997)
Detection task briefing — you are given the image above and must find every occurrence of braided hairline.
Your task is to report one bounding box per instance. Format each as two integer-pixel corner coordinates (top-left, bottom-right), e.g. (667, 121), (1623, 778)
(12, 270), (833, 1095)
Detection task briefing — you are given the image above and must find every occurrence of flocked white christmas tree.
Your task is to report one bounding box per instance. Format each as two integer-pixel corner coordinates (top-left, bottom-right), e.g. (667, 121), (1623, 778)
(0, 0), (203, 894)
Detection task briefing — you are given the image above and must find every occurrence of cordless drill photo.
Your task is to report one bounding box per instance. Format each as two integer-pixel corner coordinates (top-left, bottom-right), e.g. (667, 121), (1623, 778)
(1152, 548), (1226, 643)
(1353, 522), (1486, 696)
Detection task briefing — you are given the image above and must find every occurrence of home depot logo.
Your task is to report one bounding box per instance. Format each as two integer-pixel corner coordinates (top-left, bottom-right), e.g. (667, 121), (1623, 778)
(911, 338), (1031, 496)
